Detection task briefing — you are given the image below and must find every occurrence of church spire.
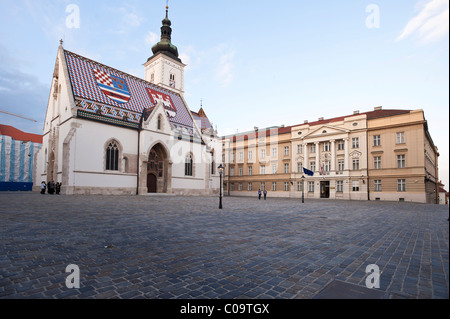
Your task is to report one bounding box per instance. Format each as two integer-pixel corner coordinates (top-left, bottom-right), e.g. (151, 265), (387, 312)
(149, 2), (181, 63)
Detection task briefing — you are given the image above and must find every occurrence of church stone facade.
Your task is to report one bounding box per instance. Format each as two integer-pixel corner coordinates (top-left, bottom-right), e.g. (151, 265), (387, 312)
(34, 8), (221, 196)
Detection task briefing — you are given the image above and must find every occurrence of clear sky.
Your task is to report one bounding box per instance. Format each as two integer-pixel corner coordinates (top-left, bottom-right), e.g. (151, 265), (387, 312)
(0, 0), (448, 188)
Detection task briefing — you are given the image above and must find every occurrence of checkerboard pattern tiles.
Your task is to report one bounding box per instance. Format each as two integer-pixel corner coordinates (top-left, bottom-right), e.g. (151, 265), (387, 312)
(93, 68), (113, 86)
(64, 50), (195, 129)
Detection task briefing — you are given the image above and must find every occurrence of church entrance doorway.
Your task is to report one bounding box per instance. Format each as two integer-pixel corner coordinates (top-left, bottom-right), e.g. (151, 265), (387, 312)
(146, 143), (167, 193)
(147, 173), (157, 193)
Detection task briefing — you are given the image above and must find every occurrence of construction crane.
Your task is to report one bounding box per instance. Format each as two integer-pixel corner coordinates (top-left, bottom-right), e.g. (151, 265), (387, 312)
(0, 110), (37, 122)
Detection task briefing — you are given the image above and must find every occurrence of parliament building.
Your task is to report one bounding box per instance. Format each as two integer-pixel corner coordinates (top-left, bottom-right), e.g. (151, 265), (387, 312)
(222, 107), (440, 204)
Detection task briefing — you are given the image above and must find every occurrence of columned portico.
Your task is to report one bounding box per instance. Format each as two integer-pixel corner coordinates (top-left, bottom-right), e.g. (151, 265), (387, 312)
(314, 141), (320, 173)
(330, 139), (336, 172)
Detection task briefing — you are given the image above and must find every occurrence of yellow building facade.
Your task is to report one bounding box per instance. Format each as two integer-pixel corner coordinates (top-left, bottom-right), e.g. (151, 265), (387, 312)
(222, 107), (439, 203)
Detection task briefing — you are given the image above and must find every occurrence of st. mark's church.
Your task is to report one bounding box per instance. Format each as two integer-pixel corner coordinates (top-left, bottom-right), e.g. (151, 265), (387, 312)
(34, 6), (222, 195)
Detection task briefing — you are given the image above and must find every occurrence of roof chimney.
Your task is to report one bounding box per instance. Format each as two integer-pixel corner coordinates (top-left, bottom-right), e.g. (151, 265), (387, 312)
(304, 120), (308, 124)
(318, 117), (324, 121)
(353, 110), (360, 115)
(374, 106), (382, 111)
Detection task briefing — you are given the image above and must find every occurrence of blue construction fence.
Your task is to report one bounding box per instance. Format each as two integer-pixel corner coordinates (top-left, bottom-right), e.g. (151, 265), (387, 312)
(0, 182), (33, 192)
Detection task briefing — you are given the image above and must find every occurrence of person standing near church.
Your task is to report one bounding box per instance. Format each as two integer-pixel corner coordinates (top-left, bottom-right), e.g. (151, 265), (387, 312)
(258, 189), (262, 200)
(264, 189), (267, 200)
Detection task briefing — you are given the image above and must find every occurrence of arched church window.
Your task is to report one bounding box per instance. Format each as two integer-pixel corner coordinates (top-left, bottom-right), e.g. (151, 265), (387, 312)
(210, 151), (215, 175)
(157, 115), (162, 130)
(185, 154), (193, 176)
(106, 141), (119, 171)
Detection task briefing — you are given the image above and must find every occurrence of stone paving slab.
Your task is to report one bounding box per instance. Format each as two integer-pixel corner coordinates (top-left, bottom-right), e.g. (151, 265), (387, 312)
(0, 193), (448, 299)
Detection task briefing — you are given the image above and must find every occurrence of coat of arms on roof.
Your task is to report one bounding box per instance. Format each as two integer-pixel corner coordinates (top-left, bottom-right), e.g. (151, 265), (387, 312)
(93, 68), (131, 104)
(146, 88), (177, 118)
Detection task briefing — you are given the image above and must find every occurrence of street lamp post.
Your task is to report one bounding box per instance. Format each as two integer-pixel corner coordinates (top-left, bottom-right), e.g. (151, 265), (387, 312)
(301, 175), (305, 203)
(218, 164), (224, 209)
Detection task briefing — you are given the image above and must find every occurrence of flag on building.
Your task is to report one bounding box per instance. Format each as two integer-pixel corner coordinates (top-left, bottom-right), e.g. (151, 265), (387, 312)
(303, 167), (314, 176)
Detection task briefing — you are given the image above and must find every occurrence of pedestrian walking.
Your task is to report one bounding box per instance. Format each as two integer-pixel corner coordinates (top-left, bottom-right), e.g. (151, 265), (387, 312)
(40, 181), (46, 194)
(258, 189), (262, 200)
(49, 181), (55, 194)
(263, 189), (267, 200)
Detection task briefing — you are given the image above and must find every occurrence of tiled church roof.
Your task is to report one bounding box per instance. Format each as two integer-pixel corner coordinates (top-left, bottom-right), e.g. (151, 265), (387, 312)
(191, 108), (213, 134)
(64, 50), (197, 134)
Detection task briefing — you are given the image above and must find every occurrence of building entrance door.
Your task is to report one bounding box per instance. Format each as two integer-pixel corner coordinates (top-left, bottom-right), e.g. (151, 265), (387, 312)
(147, 173), (157, 193)
(320, 181), (330, 198)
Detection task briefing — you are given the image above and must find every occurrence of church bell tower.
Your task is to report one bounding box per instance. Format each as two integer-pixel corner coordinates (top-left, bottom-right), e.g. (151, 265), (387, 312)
(144, 4), (185, 96)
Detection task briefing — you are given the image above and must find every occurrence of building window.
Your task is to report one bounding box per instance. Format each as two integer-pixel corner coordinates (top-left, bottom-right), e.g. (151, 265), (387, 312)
(185, 154), (193, 176)
(396, 132), (405, 144)
(238, 183), (242, 191)
(230, 152), (235, 162)
(239, 152), (243, 161)
(308, 181), (315, 193)
(157, 115), (162, 130)
(230, 167), (235, 176)
(272, 182), (277, 191)
(337, 140), (344, 151)
(297, 144), (303, 154)
(150, 73), (155, 83)
(284, 146), (289, 156)
(284, 182), (289, 191)
(374, 156), (382, 169)
(248, 150), (253, 160)
(230, 183), (234, 191)
(297, 181), (303, 192)
(397, 179), (406, 192)
(374, 180), (382, 192)
(323, 142), (330, 152)
(323, 161), (330, 173)
(261, 182), (265, 191)
(260, 165), (266, 175)
(297, 162), (303, 173)
(352, 159), (360, 170)
(337, 159), (344, 173)
(248, 182), (252, 191)
(397, 154), (406, 168)
(211, 152), (215, 175)
(336, 180), (343, 192)
(272, 164), (277, 174)
(373, 135), (381, 146)
(284, 163), (289, 174)
(261, 149), (266, 158)
(352, 137), (359, 149)
(310, 161), (316, 172)
(248, 166), (252, 176)
(352, 181), (360, 192)
(310, 144), (316, 153)
(106, 140), (119, 171)
(239, 167), (243, 176)
(272, 148), (277, 157)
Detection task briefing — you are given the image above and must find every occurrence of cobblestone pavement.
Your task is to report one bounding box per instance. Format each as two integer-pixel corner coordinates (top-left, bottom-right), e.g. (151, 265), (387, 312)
(0, 193), (448, 299)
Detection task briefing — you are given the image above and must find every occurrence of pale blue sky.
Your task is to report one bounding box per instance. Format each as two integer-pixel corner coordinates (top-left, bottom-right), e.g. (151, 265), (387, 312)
(0, 0), (448, 187)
